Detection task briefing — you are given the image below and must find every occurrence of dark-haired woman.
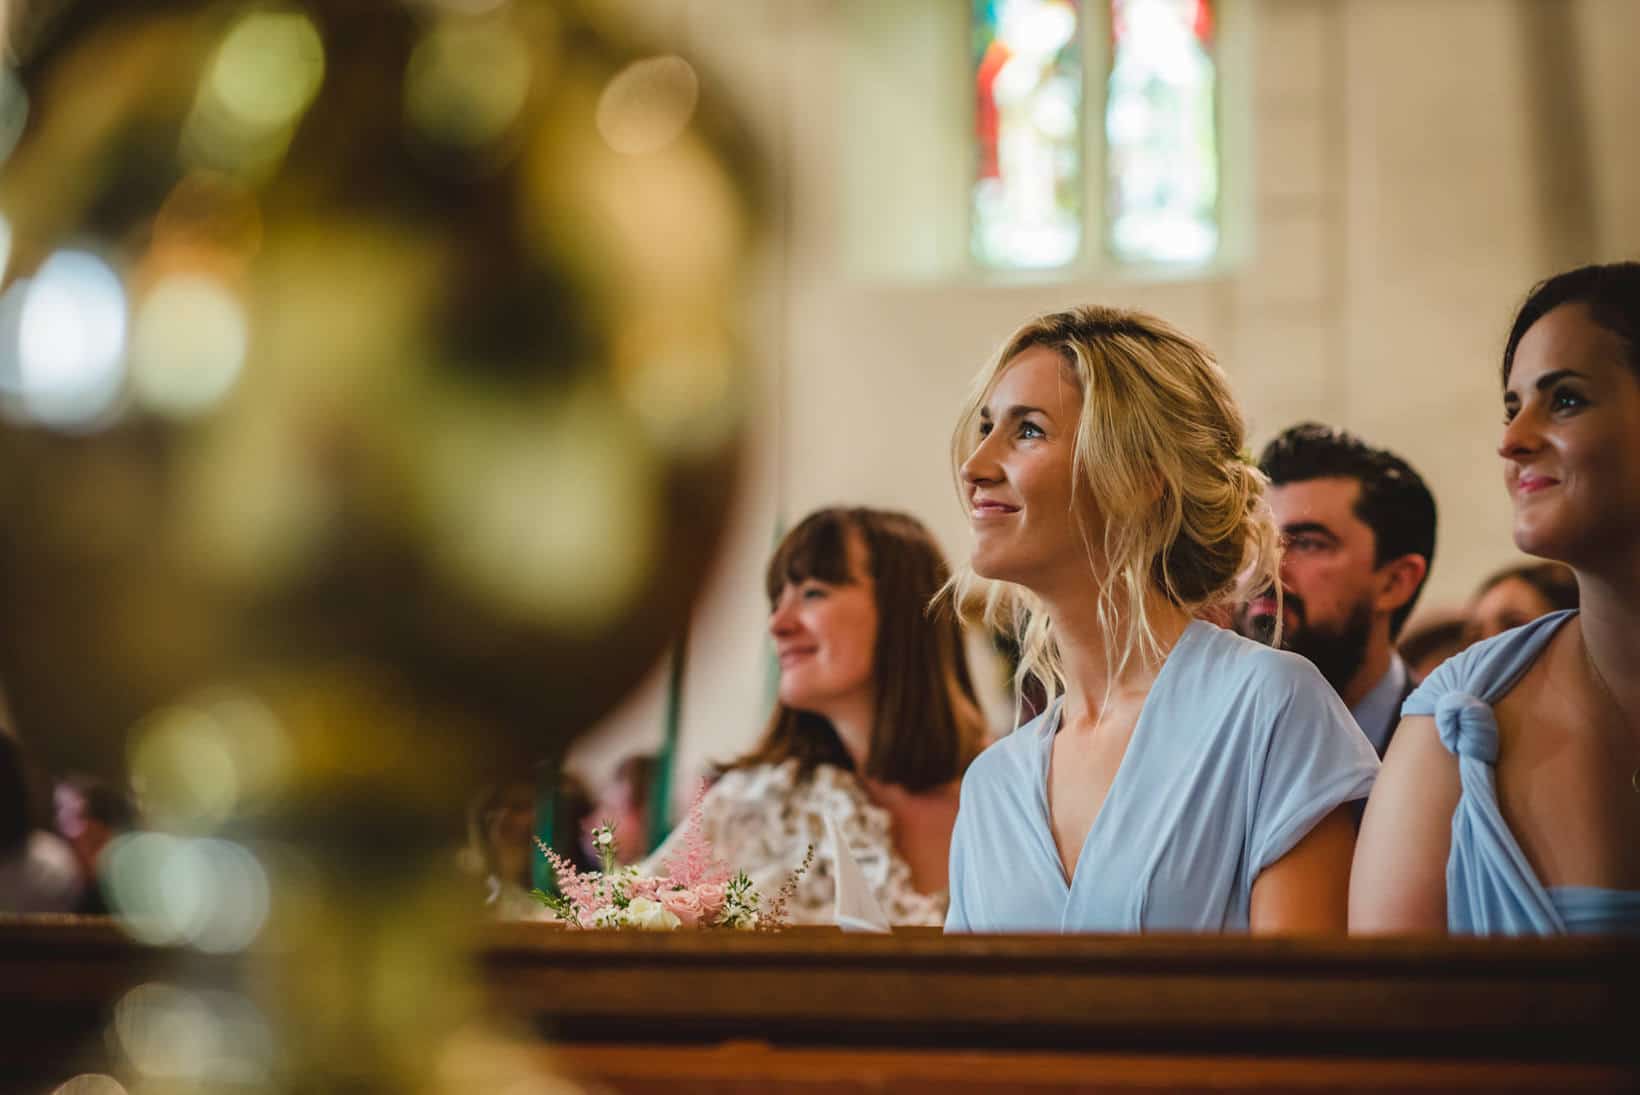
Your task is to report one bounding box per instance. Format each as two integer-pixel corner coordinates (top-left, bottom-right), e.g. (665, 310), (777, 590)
(1353, 262), (1640, 935)
(645, 507), (987, 926)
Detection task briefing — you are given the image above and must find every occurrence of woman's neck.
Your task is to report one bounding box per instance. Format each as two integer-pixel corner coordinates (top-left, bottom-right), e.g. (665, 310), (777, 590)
(1571, 565), (1640, 725)
(860, 772), (960, 808)
(1041, 577), (1193, 731)
(823, 693), (877, 774)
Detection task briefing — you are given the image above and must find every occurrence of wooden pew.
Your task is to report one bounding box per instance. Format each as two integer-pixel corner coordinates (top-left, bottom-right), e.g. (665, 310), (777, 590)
(486, 923), (1637, 1090)
(3, 916), (1635, 1091)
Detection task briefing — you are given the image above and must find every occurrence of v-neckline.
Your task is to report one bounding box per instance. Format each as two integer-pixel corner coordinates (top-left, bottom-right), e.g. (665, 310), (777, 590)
(1038, 621), (1201, 893)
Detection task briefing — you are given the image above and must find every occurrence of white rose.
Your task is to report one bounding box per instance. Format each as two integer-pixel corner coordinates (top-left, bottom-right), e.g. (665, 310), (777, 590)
(622, 898), (682, 931)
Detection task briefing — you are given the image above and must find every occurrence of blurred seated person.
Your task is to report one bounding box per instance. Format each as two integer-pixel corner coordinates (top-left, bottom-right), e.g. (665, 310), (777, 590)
(1245, 424), (1437, 757)
(1, 730), (83, 914)
(1353, 262), (1640, 935)
(1463, 561), (1578, 645)
(581, 753), (657, 868)
(646, 507), (986, 926)
(53, 774), (138, 915)
(1397, 610), (1470, 681)
(463, 770), (593, 920)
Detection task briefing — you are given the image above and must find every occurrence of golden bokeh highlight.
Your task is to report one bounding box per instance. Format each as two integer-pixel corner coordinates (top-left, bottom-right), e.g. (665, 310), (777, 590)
(595, 55), (700, 157)
(614, 317), (740, 455)
(416, 383), (659, 632)
(183, 8), (326, 178)
(147, 170), (264, 285)
(113, 982), (274, 1086)
(405, 18), (535, 151)
(128, 690), (291, 829)
(130, 274), (249, 417)
(213, 12), (325, 129)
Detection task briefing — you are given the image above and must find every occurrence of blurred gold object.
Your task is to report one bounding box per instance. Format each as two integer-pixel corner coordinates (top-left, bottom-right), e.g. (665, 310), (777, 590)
(0, 0), (762, 1088)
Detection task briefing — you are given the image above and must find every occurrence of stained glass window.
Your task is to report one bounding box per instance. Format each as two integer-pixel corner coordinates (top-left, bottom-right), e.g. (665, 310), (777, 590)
(971, 0), (1084, 269)
(1105, 0), (1219, 264)
(969, 0), (1219, 271)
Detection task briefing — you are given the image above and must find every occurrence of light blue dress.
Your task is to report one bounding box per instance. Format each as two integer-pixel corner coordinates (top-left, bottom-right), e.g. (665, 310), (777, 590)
(945, 621), (1379, 933)
(1400, 610), (1640, 935)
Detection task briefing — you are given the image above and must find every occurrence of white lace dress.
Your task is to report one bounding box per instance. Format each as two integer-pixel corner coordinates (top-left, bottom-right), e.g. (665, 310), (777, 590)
(646, 760), (947, 927)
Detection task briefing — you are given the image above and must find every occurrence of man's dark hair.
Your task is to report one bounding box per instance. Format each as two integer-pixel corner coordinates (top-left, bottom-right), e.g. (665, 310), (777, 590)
(1259, 423), (1437, 638)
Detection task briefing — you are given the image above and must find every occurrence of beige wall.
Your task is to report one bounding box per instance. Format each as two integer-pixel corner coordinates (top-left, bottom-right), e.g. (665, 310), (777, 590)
(573, 0), (1640, 819)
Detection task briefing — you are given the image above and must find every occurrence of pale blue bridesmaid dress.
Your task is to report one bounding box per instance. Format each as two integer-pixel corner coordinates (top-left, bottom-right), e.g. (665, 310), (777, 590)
(1401, 610), (1640, 935)
(945, 621), (1379, 933)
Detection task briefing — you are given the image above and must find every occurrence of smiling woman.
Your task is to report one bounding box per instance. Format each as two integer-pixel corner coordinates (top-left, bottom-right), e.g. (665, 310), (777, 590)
(943, 305), (1379, 935)
(643, 508), (987, 926)
(1352, 262), (1640, 937)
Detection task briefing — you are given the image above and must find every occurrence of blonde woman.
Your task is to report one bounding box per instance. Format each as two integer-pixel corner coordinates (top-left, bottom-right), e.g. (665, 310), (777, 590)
(943, 307), (1378, 934)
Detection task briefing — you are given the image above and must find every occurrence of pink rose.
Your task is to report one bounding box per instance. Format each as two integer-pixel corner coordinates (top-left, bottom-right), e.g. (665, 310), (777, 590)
(694, 883), (727, 921)
(659, 887), (704, 928)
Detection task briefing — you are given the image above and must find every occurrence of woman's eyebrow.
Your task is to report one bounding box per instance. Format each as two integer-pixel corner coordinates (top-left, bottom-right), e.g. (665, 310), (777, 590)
(984, 404), (1052, 424)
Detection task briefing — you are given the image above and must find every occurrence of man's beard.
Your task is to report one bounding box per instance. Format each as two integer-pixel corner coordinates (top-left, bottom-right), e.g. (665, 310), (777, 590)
(1243, 593), (1373, 697)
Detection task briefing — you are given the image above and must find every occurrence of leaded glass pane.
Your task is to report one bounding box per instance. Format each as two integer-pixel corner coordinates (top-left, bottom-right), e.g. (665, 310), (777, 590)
(971, 0), (1084, 269)
(1106, 0), (1219, 264)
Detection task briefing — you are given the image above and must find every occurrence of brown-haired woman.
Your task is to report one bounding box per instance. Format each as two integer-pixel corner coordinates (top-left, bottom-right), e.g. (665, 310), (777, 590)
(1462, 561), (1579, 646)
(647, 507), (987, 926)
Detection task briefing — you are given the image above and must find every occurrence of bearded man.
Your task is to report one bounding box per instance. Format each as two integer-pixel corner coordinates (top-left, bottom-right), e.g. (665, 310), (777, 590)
(1243, 424), (1438, 757)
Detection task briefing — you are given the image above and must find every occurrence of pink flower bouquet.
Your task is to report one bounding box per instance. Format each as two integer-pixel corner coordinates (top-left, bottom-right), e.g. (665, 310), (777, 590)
(531, 792), (811, 931)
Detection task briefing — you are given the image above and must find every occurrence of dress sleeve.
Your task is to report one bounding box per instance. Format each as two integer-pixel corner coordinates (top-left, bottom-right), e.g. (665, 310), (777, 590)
(1245, 654), (1381, 886)
(1400, 640), (1475, 719)
(1399, 611), (1574, 719)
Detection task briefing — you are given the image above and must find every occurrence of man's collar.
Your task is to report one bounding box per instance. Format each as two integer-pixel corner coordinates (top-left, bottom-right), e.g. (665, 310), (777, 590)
(1349, 654), (1408, 757)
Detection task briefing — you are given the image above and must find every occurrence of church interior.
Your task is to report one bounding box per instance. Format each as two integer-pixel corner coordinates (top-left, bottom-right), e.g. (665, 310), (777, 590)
(1, 0), (1636, 1090)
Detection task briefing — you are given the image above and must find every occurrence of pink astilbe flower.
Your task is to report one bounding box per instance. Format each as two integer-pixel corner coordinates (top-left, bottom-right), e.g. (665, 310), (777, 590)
(657, 781), (731, 890)
(534, 836), (601, 923)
